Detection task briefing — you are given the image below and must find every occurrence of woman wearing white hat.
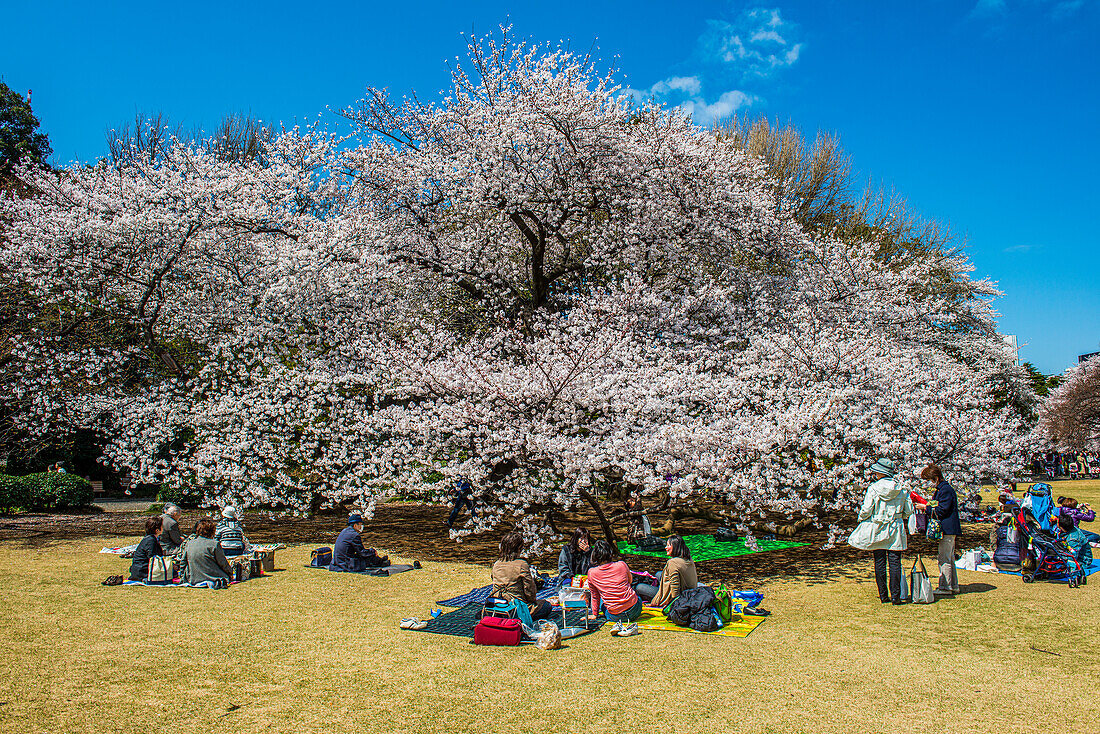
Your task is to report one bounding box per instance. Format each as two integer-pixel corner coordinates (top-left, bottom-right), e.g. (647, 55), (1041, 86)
(213, 506), (250, 557)
(848, 458), (915, 605)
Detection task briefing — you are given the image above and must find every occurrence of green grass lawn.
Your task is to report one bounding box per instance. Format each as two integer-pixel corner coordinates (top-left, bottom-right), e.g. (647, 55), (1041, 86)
(2, 481), (1100, 734)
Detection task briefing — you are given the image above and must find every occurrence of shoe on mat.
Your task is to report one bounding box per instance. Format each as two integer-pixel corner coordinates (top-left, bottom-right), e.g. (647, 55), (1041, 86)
(611, 621), (624, 635)
(408, 620), (428, 630)
(744, 607), (770, 616)
(615, 623), (640, 637)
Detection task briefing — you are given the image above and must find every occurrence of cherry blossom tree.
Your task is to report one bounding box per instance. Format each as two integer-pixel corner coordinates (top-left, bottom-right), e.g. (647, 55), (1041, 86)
(0, 31), (1034, 547)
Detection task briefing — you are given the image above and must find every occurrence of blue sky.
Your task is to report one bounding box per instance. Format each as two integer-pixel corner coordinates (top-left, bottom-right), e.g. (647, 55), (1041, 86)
(2, 0), (1097, 374)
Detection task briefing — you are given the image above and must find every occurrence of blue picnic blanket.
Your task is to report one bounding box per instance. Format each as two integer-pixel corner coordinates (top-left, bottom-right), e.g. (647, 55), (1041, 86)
(437, 576), (564, 607)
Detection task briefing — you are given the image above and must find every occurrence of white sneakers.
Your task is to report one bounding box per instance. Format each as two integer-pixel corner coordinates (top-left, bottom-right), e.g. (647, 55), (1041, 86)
(400, 618), (428, 630)
(612, 622), (640, 637)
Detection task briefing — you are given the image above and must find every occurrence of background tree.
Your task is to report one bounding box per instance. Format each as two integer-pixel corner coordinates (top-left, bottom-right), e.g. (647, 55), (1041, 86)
(1040, 356), (1100, 452)
(0, 82), (51, 182)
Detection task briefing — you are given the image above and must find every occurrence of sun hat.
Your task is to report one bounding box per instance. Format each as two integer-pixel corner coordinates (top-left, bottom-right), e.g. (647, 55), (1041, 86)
(869, 458), (896, 477)
(348, 512), (364, 525)
(221, 506), (237, 519)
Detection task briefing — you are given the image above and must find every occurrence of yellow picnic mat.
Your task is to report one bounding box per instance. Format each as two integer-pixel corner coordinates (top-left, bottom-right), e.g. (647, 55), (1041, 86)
(635, 609), (764, 637)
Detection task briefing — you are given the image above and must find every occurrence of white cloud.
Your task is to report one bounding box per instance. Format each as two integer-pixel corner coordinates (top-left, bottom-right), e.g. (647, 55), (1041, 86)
(650, 76), (702, 96)
(704, 7), (804, 77)
(1003, 244), (1034, 253)
(679, 90), (754, 125)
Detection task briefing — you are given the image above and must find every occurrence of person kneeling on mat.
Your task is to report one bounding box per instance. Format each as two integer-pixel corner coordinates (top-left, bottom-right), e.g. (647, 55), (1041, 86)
(332, 513), (389, 572)
(491, 531), (553, 620)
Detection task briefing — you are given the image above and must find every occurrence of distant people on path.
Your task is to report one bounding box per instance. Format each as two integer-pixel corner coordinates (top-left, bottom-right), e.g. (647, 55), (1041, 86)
(848, 458), (914, 605)
(923, 463), (960, 597)
(557, 527), (593, 581)
(585, 539), (643, 623)
(445, 478), (475, 529)
(490, 531), (552, 620)
(182, 517), (232, 586)
(214, 507), (249, 557)
(640, 535), (699, 607)
(160, 504), (183, 555)
(128, 516), (164, 581)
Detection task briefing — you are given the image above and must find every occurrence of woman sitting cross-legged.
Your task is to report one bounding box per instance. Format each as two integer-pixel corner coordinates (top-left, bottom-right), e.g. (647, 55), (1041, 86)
(557, 527), (593, 582)
(636, 535), (698, 607)
(183, 517), (233, 586)
(585, 540), (642, 625)
(128, 516), (164, 581)
(490, 531), (553, 621)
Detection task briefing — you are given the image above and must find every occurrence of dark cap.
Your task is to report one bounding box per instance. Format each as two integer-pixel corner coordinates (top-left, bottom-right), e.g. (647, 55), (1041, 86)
(348, 513), (363, 525)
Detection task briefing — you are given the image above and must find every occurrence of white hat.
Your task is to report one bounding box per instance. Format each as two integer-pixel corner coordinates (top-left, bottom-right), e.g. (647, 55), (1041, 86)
(221, 506), (238, 519)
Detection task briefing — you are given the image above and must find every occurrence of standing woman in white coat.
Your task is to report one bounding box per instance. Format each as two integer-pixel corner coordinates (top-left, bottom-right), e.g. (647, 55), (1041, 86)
(848, 458), (916, 605)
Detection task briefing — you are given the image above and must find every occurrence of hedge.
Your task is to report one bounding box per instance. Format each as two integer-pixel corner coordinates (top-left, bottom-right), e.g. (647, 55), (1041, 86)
(156, 485), (201, 508)
(0, 473), (94, 513)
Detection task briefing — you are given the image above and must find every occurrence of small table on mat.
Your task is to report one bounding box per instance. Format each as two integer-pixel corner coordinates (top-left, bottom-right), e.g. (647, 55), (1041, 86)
(558, 585), (591, 631)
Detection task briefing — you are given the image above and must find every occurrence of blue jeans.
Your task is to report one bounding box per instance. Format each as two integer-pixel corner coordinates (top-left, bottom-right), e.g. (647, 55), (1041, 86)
(633, 571), (663, 602)
(601, 597), (643, 622)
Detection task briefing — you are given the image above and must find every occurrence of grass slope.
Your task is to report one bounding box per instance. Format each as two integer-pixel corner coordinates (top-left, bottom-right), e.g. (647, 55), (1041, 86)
(2, 480), (1099, 734)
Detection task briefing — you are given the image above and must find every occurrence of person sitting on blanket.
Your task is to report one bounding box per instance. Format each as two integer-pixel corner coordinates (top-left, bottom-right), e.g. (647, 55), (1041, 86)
(332, 513), (389, 572)
(1056, 497), (1100, 543)
(1057, 514), (1094, 567)
(636, 535), (699, 607)
(557, 527), (593, 582)
(585, 540), (643, 624)
(214, 507), (250, 557)
(159, 503), (183, 555)
(491, 531), (553, 621)
(182, 517), (233, 585)
(128, 516), (164, 581)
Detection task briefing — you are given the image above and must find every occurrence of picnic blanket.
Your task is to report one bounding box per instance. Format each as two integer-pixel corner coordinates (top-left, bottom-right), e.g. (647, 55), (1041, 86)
(414, 602), (602, 639)
(635, 608), (765, 637)
(437, 577), (564, 607)
(304, 564), (418, 576)
(121, 579), (243, 588)
(100, 544), (138, 555)
(965, 559), (1100, 578)
(618, 533), (806, 562)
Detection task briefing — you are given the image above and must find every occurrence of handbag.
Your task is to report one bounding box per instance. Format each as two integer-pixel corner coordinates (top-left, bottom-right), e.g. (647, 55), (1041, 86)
(926, 514), (942, 541)
(231, 557), (252, 582)
(910, 556), (935, 604)
(899, 568), (911, 602)
(473, 616), (523, 646)
(146, 555), (175, 583)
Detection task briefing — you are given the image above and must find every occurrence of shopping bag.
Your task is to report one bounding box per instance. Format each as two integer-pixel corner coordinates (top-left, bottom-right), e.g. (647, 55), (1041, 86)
(926, 515), (942, 541)
(910, 556), (934, 604)
(899, 568), (911, 602)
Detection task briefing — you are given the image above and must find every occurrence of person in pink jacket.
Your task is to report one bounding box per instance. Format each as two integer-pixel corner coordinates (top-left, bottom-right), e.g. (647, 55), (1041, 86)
(585, 540), (642, 627)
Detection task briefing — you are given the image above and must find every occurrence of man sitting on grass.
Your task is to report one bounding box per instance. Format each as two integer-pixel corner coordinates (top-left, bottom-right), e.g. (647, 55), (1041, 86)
(332, 513), (389, 572)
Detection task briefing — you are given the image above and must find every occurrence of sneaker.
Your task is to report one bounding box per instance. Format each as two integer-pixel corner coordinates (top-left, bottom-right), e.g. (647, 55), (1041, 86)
(611, 621), (624, 635)
(616, 623), (640, 637)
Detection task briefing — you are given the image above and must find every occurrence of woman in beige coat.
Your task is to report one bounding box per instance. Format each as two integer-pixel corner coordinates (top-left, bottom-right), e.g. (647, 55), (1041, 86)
(638, 535), (698, 608)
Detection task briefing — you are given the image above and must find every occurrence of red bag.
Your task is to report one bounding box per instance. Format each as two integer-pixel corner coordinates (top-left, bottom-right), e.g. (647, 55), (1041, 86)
(473, 616), (523, 646)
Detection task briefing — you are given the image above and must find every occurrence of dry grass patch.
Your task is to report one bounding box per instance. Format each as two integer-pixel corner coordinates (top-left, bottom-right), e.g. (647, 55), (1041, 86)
(2, 481), (1100, 734)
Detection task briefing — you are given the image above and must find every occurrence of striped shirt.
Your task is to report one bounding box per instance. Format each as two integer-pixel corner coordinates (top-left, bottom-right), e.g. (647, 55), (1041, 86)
(214, 520), (247, 553)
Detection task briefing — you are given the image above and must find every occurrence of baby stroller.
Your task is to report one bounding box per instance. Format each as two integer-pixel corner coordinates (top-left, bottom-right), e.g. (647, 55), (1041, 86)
(1016, 508), (1088, 587)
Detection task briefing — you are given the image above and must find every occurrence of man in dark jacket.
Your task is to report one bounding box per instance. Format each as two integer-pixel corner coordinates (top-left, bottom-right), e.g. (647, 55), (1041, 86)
(923, 464), (961, 596)
(332, 513), (388, 572)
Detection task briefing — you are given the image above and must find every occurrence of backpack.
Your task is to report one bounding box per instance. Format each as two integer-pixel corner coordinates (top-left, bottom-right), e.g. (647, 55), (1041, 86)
(473, 617), (523, 646)
(310, 547), (332, 567)
(713, 527), (739, 543)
